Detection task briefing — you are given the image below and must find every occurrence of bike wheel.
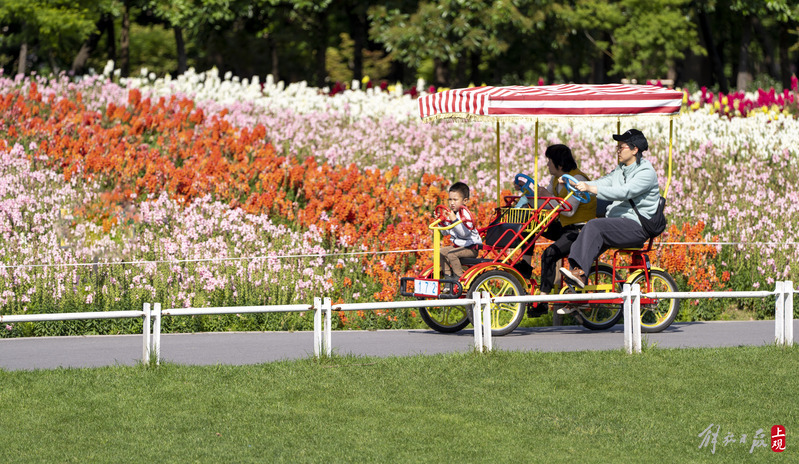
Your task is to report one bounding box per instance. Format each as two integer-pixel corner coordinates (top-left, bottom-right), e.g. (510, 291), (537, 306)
(419, 303), (470, 333)
(631, 270), (680, 333)
(467, 270), (525, 336)
(576, 265), (624, 330)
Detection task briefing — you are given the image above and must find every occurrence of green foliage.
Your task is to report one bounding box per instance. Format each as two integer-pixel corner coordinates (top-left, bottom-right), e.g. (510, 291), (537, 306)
(326, 33), (393, 84)
(128, 23), (179, 76)
(368, 0), (538, 69)
(1, 0), (797, 87)
(0, 0), (99, 73)
(570, 0), (705, 80)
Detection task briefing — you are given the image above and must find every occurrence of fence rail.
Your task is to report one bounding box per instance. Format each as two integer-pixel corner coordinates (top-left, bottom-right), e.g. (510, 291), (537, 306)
(1, 281), (794, 365)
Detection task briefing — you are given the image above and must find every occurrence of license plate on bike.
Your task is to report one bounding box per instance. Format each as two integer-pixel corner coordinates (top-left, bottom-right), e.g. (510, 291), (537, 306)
(413, 279), (439, 297)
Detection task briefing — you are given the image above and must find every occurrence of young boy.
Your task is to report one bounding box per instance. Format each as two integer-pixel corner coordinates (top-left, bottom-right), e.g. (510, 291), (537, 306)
(440, 182), (482, 278)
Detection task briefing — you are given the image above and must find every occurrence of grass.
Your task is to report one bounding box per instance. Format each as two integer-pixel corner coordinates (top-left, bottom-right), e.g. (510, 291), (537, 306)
(1, 345), (796, 463)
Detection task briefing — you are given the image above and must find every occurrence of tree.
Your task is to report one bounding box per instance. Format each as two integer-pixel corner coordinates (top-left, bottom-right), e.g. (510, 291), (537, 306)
(369, 0), (539, 87)
(0, 0), (97, 75)
(570, 0), (704, 83)
(730, 0), (799, 89)
(144, 0), (245, 75)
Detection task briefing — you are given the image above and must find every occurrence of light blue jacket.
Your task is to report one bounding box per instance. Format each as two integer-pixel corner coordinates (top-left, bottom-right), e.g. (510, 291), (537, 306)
(585, 158), (660, 225)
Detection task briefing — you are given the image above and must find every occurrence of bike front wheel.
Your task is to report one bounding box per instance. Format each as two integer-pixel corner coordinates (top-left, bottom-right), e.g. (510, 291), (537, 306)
(467, 270), (526, 336)
(576, 264), (623, 330)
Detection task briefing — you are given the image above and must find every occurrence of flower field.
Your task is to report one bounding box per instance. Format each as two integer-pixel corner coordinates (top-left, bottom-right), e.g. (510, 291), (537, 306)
(1, 67), (797, 336)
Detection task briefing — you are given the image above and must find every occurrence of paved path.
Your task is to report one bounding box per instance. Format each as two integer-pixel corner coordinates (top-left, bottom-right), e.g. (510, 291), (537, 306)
(1, 320), (795, 371)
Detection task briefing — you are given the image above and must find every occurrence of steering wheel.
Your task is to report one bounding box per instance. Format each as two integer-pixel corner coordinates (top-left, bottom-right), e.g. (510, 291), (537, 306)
(514, 173), (536, 197)
(513, 173), (537, 208)
(434, 205), (451, 223)
(561, 174), (590, 203)
(457, 206), (476, 230)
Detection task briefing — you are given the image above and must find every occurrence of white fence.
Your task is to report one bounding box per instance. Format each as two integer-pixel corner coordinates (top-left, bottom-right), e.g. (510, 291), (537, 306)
(0, 281), (795, 365)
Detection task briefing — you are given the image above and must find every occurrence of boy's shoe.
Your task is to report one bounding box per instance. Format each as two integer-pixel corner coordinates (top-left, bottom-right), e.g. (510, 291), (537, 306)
(560, 266), (587, 288)
(526, 302), (548, 318)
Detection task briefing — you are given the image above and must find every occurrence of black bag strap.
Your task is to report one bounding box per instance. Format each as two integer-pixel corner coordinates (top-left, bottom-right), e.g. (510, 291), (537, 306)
(628, 198), (645, 221)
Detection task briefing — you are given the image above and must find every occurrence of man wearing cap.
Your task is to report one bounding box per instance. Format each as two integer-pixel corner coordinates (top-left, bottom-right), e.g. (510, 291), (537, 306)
(557, 129), (661, 305)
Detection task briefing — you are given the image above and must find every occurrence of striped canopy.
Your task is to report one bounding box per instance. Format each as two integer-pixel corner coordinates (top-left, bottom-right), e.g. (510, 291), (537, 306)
(418, 84), (683, 121)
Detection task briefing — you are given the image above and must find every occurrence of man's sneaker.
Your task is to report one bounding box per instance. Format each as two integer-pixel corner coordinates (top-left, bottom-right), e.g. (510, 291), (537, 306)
(556, 305), (576, 315)
(560, 267), (587, 288)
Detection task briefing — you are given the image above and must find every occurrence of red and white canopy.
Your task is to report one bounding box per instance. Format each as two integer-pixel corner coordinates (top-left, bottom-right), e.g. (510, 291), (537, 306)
(418, 84), (683, 121)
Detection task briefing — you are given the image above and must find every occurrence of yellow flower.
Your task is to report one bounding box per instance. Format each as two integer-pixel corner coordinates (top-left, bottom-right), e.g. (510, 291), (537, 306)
(721, 96), (728, 106)
(691, 101), (700, 110)
(362, 75), (370, 85)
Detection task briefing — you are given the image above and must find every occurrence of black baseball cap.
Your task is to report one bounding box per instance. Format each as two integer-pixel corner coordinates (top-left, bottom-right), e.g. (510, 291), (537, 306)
(613, 129), (648, 153)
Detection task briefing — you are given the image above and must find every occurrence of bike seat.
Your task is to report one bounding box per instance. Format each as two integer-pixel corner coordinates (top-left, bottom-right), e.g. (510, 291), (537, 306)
(461, 257), (493, 266)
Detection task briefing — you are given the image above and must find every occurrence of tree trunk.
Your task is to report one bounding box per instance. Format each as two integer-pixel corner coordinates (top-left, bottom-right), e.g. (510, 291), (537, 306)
(314, 11), (328, 87)
(454, 56), (467, 87)
(752, 16), (779, 81)
(48, 51), (60, 74)
(17, 41), (27, 75)
(546, 52), (556, 84)
(469, 51), (481, 86)
(174, 26), (187, 75)
(433, 57), (449, 87)
(71, 43), (93, 75)
(120, 1), (131, 77)
(736, 17), (753, 91)
(72, 17), (106, 75)
(779, 25), (791, 89)
(103, 14), (116, 62)
(697, 8), (728, 93)
(265, 34), (279, 82)
(346, 4), (365, 83)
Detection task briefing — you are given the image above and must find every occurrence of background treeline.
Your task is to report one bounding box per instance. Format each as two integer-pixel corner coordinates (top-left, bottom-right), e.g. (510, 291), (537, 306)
(1, 0), (798, 92)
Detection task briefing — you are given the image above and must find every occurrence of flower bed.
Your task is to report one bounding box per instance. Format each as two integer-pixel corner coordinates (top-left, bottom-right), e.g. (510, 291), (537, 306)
(1, 68), (796, 335)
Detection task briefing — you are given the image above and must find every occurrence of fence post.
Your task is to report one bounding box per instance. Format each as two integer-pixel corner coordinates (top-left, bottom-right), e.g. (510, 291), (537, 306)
(482, 291), (493, 352)
(786, 281), (794, 347)
(153, 303), (162, 365)
(623, 284), (632, 354)
(472, 293), (483, 352)
(632, 284), (642, 353)
(142, 303), (151, 363)
(775, 281), (785, 346)
(313, 297), (322, 357)
(323, 297), (332, 357)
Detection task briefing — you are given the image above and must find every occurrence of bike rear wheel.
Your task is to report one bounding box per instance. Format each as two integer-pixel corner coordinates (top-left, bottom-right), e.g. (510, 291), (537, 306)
(631, 270), (680, 333)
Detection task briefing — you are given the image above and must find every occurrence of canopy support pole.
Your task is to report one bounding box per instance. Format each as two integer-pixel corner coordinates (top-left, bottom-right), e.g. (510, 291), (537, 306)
(664, 117), (674, 197)
(496, 120), (501, 206)
(534, 119), (539, 206)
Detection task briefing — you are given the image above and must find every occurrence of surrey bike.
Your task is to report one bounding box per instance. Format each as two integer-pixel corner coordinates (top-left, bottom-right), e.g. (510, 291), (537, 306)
(401, 83), (684, 335)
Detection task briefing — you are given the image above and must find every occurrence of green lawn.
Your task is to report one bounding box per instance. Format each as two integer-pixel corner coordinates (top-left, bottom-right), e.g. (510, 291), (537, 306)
(1, 345), (795, 463)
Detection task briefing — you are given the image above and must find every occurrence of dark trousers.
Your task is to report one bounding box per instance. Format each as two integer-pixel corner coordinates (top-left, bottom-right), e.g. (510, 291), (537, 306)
(539, 222), (582, 294)
(568, 218), (649, 273)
